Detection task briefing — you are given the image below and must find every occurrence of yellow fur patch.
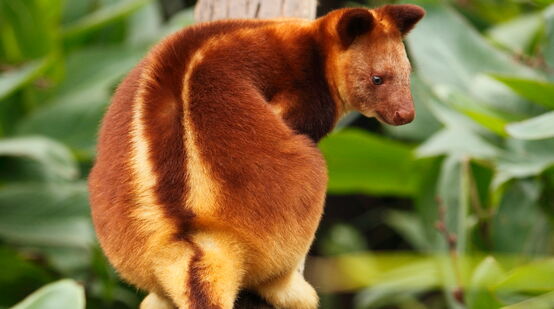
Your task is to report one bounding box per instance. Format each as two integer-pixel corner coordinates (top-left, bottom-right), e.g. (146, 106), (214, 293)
(129, 67), (177, 242)
(151, 243), (194, 308)
(193, 231), (245, 308)
(182, 48), (221, 217)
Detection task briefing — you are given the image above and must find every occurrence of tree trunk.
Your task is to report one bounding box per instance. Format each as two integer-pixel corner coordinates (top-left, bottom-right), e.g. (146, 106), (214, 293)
(194, 1), (317, 308)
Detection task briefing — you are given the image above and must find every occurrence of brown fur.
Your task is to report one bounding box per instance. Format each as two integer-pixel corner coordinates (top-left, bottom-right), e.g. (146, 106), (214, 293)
(89, 5), (424, 308)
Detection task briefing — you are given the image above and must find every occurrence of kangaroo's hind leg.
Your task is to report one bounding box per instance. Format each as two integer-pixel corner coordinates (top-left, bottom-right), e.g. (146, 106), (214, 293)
(256, 264), (318, 309)
(140, 293), (174, 309)
(143, 231), (245, 309)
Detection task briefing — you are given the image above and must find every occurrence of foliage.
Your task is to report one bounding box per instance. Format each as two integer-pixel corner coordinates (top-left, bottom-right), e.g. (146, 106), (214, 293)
(313, 1), (554, 308)
(0, 0), (553, 308)
(10, 280), (85, 309)
(0, 0), (193, 307)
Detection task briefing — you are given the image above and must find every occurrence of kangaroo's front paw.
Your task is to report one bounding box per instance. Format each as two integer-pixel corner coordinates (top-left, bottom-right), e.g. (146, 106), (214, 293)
(257, 272), (319, 309)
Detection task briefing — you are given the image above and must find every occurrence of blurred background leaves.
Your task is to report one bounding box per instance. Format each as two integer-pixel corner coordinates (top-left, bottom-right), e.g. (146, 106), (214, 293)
(0, 0), (553, 308)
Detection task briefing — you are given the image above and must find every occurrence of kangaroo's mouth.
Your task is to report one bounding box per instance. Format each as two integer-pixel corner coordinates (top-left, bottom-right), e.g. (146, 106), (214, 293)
(356, 102), (415, 126)
(375, 109), (415, 126)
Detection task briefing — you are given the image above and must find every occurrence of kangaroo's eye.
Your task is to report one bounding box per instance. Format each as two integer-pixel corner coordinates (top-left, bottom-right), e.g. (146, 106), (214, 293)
(372, 76), (383, 85)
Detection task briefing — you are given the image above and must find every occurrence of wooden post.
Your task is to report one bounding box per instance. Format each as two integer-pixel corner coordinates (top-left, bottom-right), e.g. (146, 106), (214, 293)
(194, 1), (318, 308)
(195, 0), (317, 22)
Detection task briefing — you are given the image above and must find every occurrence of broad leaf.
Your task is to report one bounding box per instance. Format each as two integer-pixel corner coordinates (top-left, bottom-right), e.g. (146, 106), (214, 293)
(408, 3), (537, 92)
(318, 223), (367, 256)
(0, 182), (93, 248)
(544, 5), (554, 69)
(0, 57), (53, 101)
(495, 260), (554, 292)
(17, 46), (144, 157)
(437, 155), (471, 254)
(417, 128), (501, 160)
(408, 2), (541, 122)
(501, 291), (554, 309)
(433, 86), (512, 136)
(158, 7), (195, 37)
(467, 257), (505, 309)
(0, 247), (52, 307)
(385, 211), (428, 251)
(0, 136), (78, 181)
(487, 12), (543, 55)
(11, 279), (85, 309)
(506, 111), (554, 140)
(491, 75), (554, 110)
(62, 0), (153, 39)
(319, 129), (422, 196)
(126, 2), (163, 45)
(0, 0), (61, 62)
(495, 138), (554, 186)
(490, 179), (549, 255)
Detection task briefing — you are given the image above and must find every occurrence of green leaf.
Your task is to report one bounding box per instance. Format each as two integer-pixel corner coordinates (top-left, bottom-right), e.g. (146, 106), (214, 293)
(408, 3), (538, 93)
(0, 136), (78, 181)
(0, 57), (53, 101)
(414, 77), (493, 135)
(308, 253), (439, 293)
(467, 257), (505, 309)
(495, 138), (554, 186)
(0, 247), (53, 307)
(495, 260), (554, 293)
(437, 155), (471, 254)
(48, 45), (143, 101)
(318, 223), (367, 256)
(491, 75), (554, 110)
(506, 111), (554, 140)
(408, 2), (542, 122)
(385, 211), (428, 251)
(39, 247), (92, 275)
(433, 86), (513, 136)
(544, 5), (554, 69)
(501, 291), (554, 309)
(490, 179), (548, 255)
(470, 75), (544, 117)
(0, 0), (61, 62)
(431, 156), (472, 308)
(355, 286), (421, 309)
(487, 12), (543, 55)
(0, 182), (93, 248)
(417, 128), (501, 160)
(412, 158), (442, 249)
(11, 279), (85, 309)
(158, 7), (195, 37)
(319, 129), (422, 196)
(126, 2), (163, 45)
(60, 0), (94, 25)
(17, 46), (144, 157)
(17, 97), (108, 159)
(62, 0), (153, 39)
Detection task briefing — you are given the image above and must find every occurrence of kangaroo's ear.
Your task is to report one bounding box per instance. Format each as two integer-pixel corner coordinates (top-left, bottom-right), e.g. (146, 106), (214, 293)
(382, 4), (425, 36)
(336, 8), (374, 48)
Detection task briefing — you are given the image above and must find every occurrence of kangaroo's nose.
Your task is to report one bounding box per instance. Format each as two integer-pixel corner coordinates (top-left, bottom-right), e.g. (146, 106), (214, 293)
(392, 109), (415, 125)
